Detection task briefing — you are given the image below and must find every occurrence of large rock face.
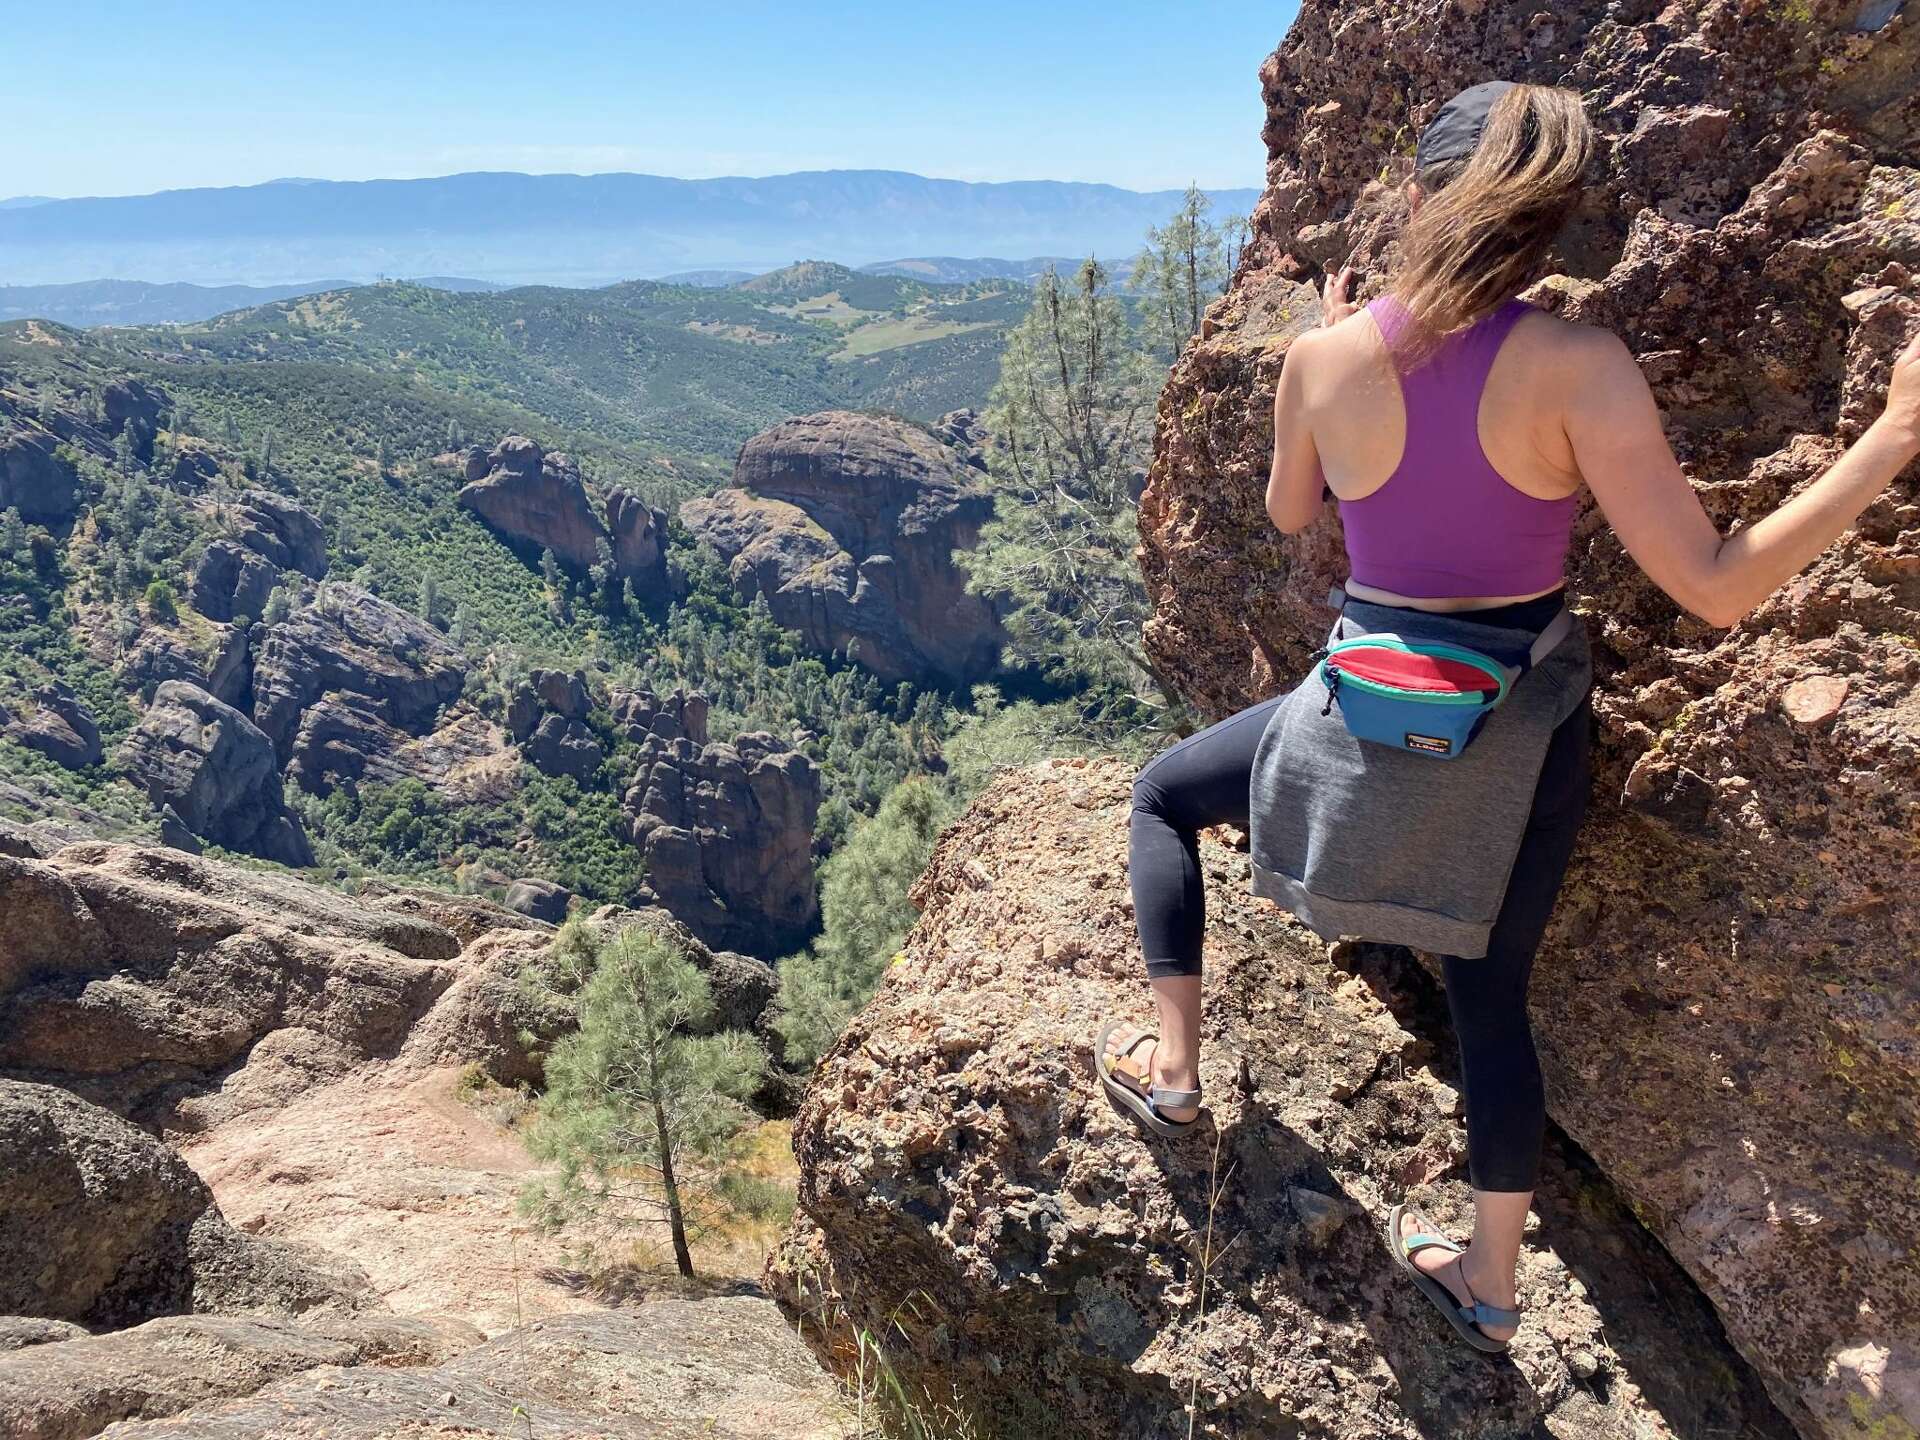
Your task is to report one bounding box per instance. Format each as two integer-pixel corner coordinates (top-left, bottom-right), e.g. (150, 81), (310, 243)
(0, 681), (102, 769)
(0, 425), (80, 521)
(79, 1303), (848, 1440)
(770, 759), (1794, 1440)
(0, 842), (466, 1127)
(617, 688), (820, 958)
(1136, 7), (1918, 1438)
(682, 410), (1005, 685)
(250, 582), (467, 790)
(117, 681), (312, 865)
(458, 434), (670, 594)
(0, 1080), (372, 1328)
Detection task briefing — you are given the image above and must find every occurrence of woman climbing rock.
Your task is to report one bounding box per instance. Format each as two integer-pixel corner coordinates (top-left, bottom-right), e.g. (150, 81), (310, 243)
(1097, 80), (1920, 1353)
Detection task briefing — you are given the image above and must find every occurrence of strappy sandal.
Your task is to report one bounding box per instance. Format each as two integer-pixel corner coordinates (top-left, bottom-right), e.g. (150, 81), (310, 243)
(1093, 1018), (1203, 1137)
(1387, 1202), (1521, 1354)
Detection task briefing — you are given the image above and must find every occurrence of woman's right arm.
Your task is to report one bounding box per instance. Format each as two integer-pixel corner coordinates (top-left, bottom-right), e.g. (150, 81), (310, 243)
(1563, 321), (1920, 627)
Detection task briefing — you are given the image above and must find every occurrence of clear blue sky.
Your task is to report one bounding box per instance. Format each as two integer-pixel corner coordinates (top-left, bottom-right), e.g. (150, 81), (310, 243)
(4, 1), (1299, 199)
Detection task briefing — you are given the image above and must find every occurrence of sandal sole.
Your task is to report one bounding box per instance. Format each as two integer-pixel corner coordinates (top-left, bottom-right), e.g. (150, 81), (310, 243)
(1386, 1202), (1511, 1355)
(1092, 1017), (1201, 1138)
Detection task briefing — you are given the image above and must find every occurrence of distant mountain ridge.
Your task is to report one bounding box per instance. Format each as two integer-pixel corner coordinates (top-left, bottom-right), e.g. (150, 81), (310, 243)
(0, 275), (507, 327)
(0, 168), (1259, 288)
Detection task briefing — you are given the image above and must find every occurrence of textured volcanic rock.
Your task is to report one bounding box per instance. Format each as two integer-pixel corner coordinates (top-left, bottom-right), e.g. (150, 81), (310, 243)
(89, 1302), (850, 1440)
(1134, 7), (1919, 1437)
(117, 681), (312, 865)
(0, 681), (102, 769)
(607, 483), (671, 595)
(163, 440), (220, 493)
(621, 719), (820, 958)
(102, 378), (167, 459)
(189, 538), (280, 624)
(505, 668), (606, 780)
(230, 490), (328, 579)
(459, 435), (671, 594)
(251, 582), (466, 775)
(0, 842), (464, 1126)
(0, 1080), (373, 1328)
(119, 620), (251, 708)
(769, 759), (1794, 1440)
(0, 1312), (478, 1440)
(0, 1318), (87, 1353)
(503, 876), (572, 923)
(681, 410), (1004, 684)
(0, 425), (79, 521)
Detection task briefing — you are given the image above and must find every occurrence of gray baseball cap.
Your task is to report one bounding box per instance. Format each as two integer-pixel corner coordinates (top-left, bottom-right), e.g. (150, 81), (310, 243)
(1415, 81), (1516, 174)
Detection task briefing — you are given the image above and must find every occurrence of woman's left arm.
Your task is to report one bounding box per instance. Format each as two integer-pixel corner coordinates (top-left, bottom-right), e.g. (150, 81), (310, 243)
(1267, 329), (1327, 535)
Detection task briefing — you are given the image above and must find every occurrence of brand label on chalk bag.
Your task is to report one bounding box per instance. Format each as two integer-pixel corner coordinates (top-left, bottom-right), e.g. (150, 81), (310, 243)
(1405, 733), (1453, 755)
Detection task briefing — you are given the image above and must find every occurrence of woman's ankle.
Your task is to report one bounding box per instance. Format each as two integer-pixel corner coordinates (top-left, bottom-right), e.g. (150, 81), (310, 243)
(1459, 1245), (1519, 1305)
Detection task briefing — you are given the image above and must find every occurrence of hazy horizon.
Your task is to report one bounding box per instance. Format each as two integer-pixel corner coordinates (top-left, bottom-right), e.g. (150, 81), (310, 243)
(0, 2), (1294, 201)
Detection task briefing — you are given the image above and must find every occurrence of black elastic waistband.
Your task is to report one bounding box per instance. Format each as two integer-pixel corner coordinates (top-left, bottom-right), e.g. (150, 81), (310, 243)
(1371, 588), (1568, 634)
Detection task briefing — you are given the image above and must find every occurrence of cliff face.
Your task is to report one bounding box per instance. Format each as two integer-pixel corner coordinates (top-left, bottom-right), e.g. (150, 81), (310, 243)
(770, 759), (1795, 1440)
(1137, 5), (1918, 1437)
(682, 411), (1006, 685)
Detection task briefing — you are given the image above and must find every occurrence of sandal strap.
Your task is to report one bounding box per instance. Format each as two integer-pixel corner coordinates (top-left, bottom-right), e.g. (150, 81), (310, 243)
(1401, 1232), (1463, 1257)
(1462, 1301), (1522, 1329)
(1149, 1085), (1201, 1108)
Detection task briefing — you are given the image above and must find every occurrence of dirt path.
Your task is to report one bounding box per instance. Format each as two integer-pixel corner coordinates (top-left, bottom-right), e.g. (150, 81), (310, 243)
(182, 1065), (594, 1335)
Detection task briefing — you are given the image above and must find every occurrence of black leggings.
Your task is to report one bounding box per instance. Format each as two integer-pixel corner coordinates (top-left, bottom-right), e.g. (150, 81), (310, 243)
(1129, 604), (1592, 1193)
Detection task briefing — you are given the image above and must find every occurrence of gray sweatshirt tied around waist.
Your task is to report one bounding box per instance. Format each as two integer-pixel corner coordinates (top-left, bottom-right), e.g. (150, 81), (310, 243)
(1248, 597), (1593, 958)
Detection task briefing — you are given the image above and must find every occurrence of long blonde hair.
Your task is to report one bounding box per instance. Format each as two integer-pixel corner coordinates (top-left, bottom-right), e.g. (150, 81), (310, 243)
(1390, 84), (1596, 350)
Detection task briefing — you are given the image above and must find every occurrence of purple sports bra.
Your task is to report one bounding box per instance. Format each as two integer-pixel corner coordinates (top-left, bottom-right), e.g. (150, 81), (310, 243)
(1340, 295), (1577, 600)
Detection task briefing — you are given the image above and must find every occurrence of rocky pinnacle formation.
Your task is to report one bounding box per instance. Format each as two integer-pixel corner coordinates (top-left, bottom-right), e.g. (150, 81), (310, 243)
(1133, 6), (1918, 1437)
(117, 682), (313, 866)
(615, 686), (821, 958)
(458, 434), (670, 595)
(681, 410), (1005, 685)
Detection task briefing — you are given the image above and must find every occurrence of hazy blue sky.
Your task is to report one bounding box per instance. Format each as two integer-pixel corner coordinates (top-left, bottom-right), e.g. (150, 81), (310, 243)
(5, 2), (1299, 199)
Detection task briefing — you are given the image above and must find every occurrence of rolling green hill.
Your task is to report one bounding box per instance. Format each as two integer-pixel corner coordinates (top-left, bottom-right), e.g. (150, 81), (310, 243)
(70, 264), (1026, 488)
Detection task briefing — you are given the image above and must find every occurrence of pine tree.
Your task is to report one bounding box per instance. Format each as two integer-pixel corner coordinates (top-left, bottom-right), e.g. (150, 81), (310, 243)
(376, 438), (392, 476)
(772, 778), (953, 1064)
(521, 922), (768, 1276)
(417, 573), (439, 625)
(224, 415), (242, 447)
(257, 428), (277, 473)
(962, 258), (1174, 713)
(1130, 185), (1245, 364)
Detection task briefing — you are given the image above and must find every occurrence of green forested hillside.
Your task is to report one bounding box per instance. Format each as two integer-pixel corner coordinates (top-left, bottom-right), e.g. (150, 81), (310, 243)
(79, 264), (1028, 493)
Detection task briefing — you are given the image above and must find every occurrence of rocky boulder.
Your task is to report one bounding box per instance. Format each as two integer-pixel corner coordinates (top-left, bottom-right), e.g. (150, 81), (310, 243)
(102, 378), (167, 460)
(190, 538), (279, 624)
(119, 621), (250, 709)
(622, 719), (820, 958)
(1135, 7), (1919, 1437)
(607, 484), (671, 596)
(117, 682), (311, 865)
(504, 877), (572, 923)
(0, 682), (102, 769)
(770, 759), (1795, 1440)
(681, 410), (1005, 685)
(507, 667), (605, 781)
(251, 582), (466, 786)
(0, 1311), (477, 1440)
(459, 434), (669, 594)
(0, 842), (465, 1127)
(230, 490), (328, 579)
(84, 1302), (850, 1440)
(0, 1080), (373, 1328)
(0, 426), (79, 522)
